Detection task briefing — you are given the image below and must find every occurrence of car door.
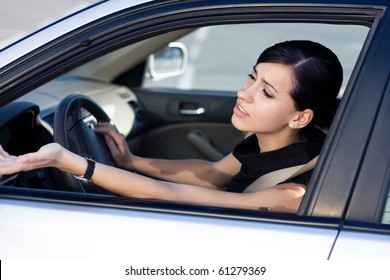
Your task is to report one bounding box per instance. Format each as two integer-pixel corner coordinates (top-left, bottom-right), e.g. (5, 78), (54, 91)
(0, 0), (385, 261)
(328, 17), (390, 258)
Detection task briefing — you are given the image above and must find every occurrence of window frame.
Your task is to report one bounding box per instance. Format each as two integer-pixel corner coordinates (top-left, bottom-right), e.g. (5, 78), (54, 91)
(0, 1), (385, 224)
(344, 76), (390, 226)
(299, 3), (389, 222)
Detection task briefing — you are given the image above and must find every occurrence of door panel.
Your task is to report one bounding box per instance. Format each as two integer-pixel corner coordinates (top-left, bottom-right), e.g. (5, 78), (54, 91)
(0, 197), (339, 260)
(330, 230), (390, 259)
(132, 88), (243, 160)
(137, 122), (244, 160)
(133, 88), (237, 125)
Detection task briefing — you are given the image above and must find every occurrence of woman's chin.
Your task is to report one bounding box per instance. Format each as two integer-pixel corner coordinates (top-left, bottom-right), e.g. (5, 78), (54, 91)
(231, 115), (246, 132)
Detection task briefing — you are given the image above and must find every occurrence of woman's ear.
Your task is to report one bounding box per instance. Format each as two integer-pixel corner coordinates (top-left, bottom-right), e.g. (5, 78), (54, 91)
(289, 109), (314, 129)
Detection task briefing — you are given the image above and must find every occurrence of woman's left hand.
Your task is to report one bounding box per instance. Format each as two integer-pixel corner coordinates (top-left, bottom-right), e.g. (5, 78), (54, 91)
(0, 143), (64, 175)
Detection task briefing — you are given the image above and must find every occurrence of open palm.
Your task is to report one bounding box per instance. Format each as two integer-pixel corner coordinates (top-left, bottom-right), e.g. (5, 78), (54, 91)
(0, 143), (63, 175)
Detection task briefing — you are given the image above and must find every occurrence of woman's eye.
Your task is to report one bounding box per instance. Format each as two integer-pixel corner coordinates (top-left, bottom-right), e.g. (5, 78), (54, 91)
(248, 73), (255, 80)
(262, 89), (273, 98)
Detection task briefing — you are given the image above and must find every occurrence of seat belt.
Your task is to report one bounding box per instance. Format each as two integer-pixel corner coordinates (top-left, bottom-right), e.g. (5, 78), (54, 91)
(243, 156), (319, 193)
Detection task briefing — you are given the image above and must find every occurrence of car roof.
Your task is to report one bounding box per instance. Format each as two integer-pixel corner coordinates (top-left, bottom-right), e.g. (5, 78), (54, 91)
(0, 0), (388, 69)
(0, 0), (152, 68)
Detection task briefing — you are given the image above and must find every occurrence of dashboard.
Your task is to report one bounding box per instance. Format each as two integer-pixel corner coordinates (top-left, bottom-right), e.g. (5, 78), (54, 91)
(0, 75), (144, 191)
(18, 75), (140, 136)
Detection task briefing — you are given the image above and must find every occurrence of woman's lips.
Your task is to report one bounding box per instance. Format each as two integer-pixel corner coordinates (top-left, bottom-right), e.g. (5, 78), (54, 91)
(234, 102), (249, 116)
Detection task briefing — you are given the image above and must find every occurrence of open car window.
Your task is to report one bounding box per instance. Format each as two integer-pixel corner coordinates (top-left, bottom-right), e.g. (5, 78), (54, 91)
(6, 16), (370, 216)
(142, 23), (368, 95)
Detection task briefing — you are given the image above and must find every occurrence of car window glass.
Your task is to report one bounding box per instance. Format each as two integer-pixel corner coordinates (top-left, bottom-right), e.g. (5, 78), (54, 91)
(383, 195), (390, 224)
(142, 23), (368, 95)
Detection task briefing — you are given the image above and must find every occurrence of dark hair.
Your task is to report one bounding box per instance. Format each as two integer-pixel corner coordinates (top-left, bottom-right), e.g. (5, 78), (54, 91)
(257, 40), (343, 130)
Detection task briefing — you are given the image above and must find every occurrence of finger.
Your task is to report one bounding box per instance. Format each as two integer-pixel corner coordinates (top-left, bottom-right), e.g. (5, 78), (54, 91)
(0, 155), (26, 175)
(0, 154), (17, 163)
(98, 122), (120, 134)
(96, 122), (117, 131)
(94, 123), (116, 136)
(0, 163), (20, 175)
(104, 135), (121, 157)
(95, 125), (125, 146)
(106, 136), (123, 160)
(97, 121), (111, 126)
(0, 145), (10, 157)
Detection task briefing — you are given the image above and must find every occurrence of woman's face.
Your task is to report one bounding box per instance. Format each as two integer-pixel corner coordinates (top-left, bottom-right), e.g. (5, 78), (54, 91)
(231, 62), (299, 135)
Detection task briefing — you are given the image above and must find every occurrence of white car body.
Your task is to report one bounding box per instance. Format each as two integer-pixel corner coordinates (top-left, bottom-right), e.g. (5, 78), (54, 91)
(1, 0), (390, 264)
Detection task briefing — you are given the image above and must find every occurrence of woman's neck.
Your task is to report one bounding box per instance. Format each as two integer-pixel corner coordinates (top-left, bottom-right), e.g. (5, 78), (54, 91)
(255, 131), (303, 153)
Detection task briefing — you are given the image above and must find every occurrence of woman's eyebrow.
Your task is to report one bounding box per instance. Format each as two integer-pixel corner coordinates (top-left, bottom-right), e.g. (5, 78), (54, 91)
(261, 78), (279, 93)
(253, 65), (279, 93)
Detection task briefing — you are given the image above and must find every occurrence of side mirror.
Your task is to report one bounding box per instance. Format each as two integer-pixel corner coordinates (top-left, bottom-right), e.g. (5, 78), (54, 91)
(147, 42), (188, 80)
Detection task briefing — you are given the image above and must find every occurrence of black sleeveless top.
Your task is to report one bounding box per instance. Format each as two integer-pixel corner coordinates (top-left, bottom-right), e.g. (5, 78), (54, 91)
(226, 134), (322, 193)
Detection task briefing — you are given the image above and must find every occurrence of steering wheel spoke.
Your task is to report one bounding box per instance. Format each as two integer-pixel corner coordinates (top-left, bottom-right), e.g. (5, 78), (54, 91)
(54, 94), (116, 195)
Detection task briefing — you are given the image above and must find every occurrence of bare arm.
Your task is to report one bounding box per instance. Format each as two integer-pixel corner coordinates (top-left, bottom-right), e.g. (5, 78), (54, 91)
(73, 151), (305, 213)
(94, 122), (241, 189)
(0, 143), (304, 213)
(56, 146), (304, 212)
(129, 154), (240, 189)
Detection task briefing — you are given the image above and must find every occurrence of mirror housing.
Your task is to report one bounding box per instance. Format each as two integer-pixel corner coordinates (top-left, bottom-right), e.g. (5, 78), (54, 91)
(147, 42), (188, 80)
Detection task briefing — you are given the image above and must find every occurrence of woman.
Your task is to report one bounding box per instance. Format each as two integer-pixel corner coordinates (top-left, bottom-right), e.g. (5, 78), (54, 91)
(0, 40), (343, 213)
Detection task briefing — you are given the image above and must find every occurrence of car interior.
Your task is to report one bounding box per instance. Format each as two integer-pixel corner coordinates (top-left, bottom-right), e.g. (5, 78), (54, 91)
(0, 22), (369, 200)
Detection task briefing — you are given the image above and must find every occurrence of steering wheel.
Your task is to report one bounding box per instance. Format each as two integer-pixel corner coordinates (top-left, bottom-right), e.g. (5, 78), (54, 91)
(53, 94), (116, 194)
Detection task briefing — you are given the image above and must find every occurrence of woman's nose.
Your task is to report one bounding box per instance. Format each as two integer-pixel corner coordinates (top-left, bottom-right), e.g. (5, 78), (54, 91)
(237, 87), (254, 103)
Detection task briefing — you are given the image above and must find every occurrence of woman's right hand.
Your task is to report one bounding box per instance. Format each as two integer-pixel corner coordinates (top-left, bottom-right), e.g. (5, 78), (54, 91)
(94, 122), (136, 170)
